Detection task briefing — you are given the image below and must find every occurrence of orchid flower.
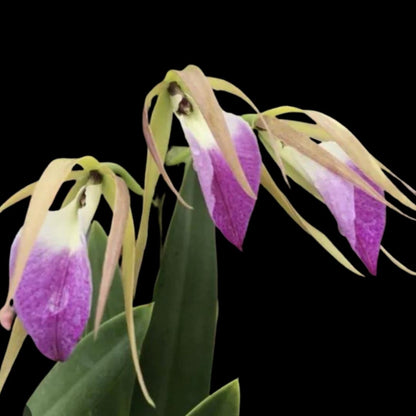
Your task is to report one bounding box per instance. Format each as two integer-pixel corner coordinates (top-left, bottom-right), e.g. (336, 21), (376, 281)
(247, 109), (416, 276)
(140, 65), (263, 251)
(282, 142), (386, 275)
(0, 157), (154, 406)
(166, 81), (261, 249)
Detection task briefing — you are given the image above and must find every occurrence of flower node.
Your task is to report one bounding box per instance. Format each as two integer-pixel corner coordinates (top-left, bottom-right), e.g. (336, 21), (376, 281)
(167, 81), (182, 96)
(89, 170), (103, 184)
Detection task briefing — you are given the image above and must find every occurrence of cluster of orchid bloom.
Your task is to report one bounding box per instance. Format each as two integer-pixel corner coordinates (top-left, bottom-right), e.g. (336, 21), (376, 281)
(0, 65), (414, 404)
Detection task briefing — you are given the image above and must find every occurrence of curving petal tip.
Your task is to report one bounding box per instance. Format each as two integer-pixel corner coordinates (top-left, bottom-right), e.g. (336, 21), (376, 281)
(0, 303), (16, 331)
(182, 112), (261, 249)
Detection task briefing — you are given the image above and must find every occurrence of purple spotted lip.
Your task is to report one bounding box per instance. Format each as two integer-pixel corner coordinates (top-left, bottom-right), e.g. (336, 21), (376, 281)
(6, 184), (102, 361)
(289, 142), (386, 275)
(11, 237), (91, 361)
(181, 111), (261, 250)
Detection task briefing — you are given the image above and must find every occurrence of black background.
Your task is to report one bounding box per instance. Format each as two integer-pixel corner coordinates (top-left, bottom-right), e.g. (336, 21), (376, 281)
(1, 4), (415, 415)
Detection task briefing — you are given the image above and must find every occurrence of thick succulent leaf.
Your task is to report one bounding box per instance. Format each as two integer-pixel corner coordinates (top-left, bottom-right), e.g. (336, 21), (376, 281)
(85, 221), (124, 334)
(168, 65), (256, 198)
(0, 318), (27, 393)
(135, 88), (173, 285)
(185, 380), (240, 416)
(131, 165), (217, 415)
(27, 304), (153, 416)
(261, 165), (364, 276)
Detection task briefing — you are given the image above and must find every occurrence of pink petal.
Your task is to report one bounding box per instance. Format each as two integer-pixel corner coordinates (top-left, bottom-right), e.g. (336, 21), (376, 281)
(183, 112), (261, 249)
(10, 235), (91, 361)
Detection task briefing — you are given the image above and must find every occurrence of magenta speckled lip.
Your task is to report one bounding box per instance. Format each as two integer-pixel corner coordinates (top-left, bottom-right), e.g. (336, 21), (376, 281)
(6, 185), (101, 362)
(297, 142), (386, 275)
(183, 112), (261, 249)
(11, 236), (92, 361)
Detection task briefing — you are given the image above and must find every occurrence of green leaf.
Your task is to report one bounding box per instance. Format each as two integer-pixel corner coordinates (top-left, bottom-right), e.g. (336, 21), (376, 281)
(132, 165), (218, 415)
(85, 221), (124, 334)
(27, 304), (153, 416)
(185, 380), (240, 416)
(88, 364), (135, 416)
(23, 405), (32, 416)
